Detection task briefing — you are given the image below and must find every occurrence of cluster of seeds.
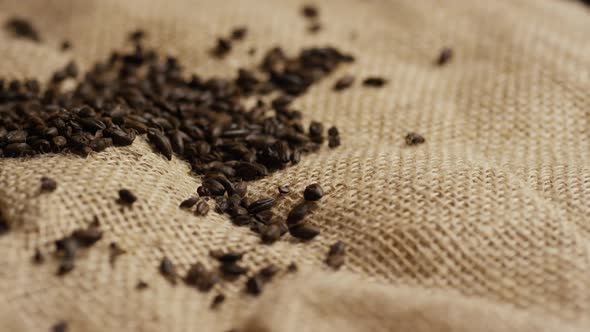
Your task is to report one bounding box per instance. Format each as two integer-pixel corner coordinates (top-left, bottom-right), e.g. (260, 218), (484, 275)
(2, 25), (354, 312)
(53, 218), (103, 276)
(0, 34), (352, 161)
(0, 3), (443, 328)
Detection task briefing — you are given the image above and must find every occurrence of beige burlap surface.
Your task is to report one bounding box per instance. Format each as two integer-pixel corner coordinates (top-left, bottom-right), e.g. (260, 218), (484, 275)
(1, 0), (589, 331)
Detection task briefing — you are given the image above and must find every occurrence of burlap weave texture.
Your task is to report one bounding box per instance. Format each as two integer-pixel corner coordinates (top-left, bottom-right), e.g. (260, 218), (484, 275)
(0, 0), (589, 331)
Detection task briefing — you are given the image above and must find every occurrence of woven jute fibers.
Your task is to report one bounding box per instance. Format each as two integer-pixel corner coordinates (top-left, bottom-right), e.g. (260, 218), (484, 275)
(1, 0), (589, 331)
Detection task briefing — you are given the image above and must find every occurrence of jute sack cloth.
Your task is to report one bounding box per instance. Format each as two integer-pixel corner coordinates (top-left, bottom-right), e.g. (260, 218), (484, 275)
(0, 0), (589, 331)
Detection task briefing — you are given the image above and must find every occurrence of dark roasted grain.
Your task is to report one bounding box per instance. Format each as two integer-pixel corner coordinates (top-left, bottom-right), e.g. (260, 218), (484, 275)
(304, 183), (324, 201)
(363, 77), (387, 87)
(405, 132), (425, 146)
(210, 293), (226, 309)
(40, 177), (57, 192)
(118, 189), (137, 205)
(159, 256), (177, 285)
(287, 202), (308, 225)
(289, 223), (320, 240)
(436, 47), (453, 66)
(333, 75), (354, 91)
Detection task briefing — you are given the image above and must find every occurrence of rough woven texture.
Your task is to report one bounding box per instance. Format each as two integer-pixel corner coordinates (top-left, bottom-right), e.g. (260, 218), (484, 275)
(1, 0), (589, 331)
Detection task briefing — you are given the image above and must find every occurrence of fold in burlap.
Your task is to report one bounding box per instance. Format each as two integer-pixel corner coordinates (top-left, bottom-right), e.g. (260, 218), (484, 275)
(0, 0), (589, 331)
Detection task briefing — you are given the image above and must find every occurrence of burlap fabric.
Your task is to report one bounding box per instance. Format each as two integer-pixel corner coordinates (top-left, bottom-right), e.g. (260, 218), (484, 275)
(1, 0), (589, 331)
